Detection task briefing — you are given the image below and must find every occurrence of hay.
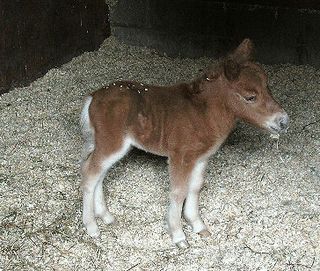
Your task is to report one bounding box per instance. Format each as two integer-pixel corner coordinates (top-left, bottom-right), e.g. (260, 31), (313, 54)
(0, 36), (319, 270)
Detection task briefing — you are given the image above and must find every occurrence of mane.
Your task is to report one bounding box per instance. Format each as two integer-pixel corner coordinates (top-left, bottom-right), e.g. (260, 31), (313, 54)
(188, 61), (223, 95)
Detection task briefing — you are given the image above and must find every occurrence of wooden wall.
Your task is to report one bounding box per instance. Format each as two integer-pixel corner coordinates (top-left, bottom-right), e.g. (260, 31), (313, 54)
(0, 0), (109, 94)
(111, 0), (320, 66)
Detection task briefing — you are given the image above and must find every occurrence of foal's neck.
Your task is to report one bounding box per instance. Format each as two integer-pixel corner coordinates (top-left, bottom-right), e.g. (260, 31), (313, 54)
(195, 78), (237, 138)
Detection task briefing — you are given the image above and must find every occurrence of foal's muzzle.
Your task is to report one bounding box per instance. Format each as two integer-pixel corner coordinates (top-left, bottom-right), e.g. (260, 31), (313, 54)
(265, 112), (289, 134)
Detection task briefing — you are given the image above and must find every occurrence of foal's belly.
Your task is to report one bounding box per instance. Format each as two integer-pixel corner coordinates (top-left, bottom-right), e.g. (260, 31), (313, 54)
(127, 129), (169, 157)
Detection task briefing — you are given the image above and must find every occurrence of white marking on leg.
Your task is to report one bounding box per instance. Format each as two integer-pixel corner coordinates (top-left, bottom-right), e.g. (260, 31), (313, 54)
(82, 137), (132, 237)
(184, 160), (207, 233)
(82, 170), (102, 238)
(93, 137), (132, 222)
(94, 180), (115, 224)
(168, 190), (187, 244)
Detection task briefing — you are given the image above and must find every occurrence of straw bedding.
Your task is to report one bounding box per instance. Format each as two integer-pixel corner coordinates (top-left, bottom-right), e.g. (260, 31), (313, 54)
(1, 36), (319, 270)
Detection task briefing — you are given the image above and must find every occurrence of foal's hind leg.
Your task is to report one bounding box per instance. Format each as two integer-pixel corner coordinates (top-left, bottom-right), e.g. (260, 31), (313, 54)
(81, 153), (105, 237)
(81, 138), (131, 237)
(94, 179), (115, 225)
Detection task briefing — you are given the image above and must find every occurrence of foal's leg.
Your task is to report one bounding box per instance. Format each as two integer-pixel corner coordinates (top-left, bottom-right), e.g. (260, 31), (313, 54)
(167, 156), (195, 248)
(93, 138), (132, 224)
(81, 152), (106, 237)
(183, 160), (210, 236)
(81, 138), (131, 237)
(93, 179), (115, 225)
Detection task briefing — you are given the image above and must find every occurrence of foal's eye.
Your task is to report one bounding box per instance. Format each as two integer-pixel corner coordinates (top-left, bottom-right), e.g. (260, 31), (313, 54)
(244, 95), (257, 103)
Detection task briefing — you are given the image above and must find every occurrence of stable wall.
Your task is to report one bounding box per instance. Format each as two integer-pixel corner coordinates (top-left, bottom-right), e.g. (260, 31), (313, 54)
(2, 0), (320, 95)
(111, 0), (320, 66)
(0, 0), (109, 94)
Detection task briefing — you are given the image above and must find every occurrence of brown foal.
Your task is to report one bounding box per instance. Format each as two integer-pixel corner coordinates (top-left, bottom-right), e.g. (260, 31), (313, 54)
(80, 39), (289, 248)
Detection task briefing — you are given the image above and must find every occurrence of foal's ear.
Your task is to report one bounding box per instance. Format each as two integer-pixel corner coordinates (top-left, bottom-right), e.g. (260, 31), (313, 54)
(223, 39), (254, 80)
(230, 38), (254, 63)
(223, 58), (241, 81)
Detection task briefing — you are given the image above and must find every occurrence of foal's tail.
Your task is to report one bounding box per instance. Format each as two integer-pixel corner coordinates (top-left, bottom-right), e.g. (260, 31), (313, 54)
(80, 96), (95, 162)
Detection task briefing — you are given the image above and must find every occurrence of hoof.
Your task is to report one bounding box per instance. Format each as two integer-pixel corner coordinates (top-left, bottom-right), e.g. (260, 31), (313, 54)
(101, 213), (115, 225)
(176, 240), (190, 249)
(86, 223), (100, 238)
(198, 229), (211, 237)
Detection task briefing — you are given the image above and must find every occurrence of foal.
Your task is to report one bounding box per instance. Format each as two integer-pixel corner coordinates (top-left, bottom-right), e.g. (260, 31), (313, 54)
(80, 39), (289, 248)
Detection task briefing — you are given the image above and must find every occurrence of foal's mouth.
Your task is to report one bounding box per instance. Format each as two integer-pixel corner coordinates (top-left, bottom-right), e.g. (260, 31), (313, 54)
(268, 125), (289, 135)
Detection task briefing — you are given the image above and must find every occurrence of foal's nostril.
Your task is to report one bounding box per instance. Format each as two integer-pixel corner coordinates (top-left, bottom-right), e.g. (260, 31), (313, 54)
(278, 113), (289, 130)
(279, 119), (286, 129)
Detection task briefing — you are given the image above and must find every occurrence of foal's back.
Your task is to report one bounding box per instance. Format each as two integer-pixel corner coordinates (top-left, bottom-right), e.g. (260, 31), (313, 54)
(89, 81), (210, 156)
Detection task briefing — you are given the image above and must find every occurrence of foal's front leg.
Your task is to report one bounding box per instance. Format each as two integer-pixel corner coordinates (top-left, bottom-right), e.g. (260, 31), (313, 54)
(167, 156), (195, 248)
(183, 160), (210, 236)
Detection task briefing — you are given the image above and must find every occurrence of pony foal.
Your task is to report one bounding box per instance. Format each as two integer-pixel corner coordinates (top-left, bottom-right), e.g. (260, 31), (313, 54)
(80, 39), (289, 248)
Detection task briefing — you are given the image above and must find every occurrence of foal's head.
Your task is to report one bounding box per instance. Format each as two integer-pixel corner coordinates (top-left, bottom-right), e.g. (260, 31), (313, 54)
(207, 39), (289, 135)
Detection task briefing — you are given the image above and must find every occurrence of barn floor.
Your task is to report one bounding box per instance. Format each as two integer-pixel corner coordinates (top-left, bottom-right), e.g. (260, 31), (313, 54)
(1, 36), (319, 270)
